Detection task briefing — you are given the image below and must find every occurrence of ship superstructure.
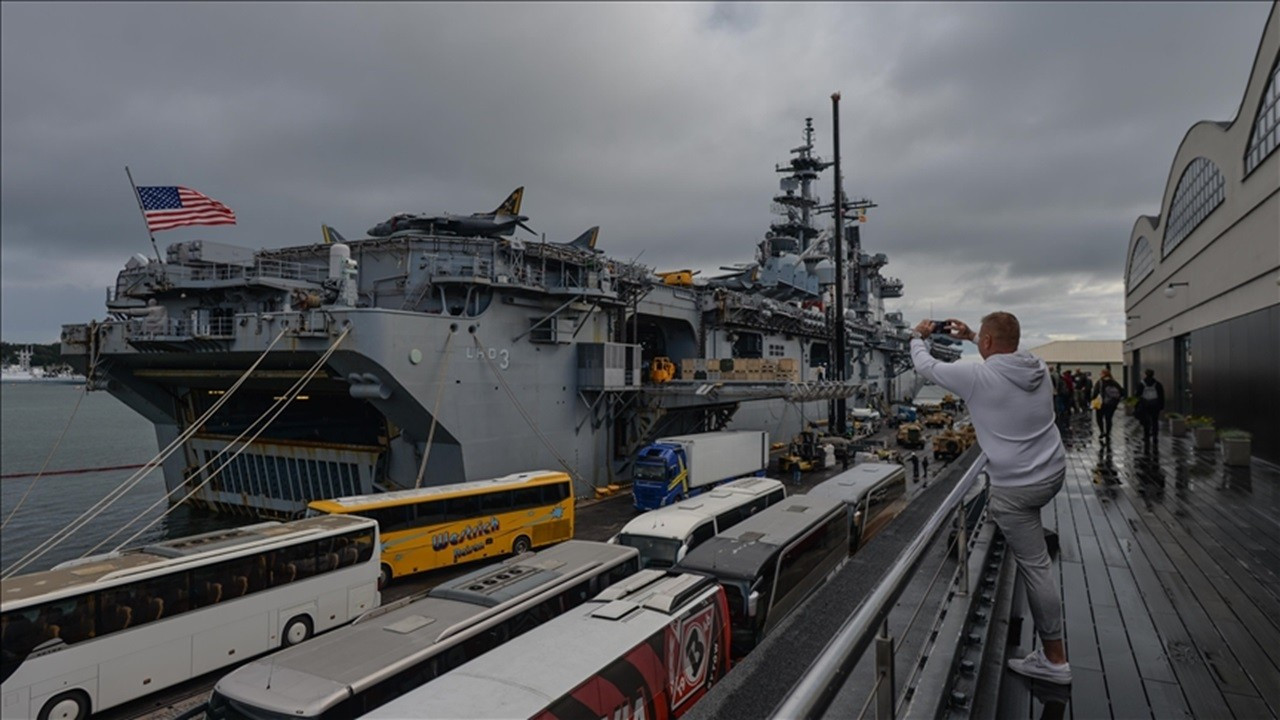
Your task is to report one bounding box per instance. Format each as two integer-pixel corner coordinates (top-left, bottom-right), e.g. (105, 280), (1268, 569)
(61, 120), (957, 517)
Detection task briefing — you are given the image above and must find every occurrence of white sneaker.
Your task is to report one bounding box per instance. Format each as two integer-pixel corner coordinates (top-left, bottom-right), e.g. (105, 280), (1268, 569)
(1007, 648), (1072, 685)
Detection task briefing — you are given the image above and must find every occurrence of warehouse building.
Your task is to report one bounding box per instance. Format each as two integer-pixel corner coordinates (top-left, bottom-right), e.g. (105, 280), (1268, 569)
(1123, 6), (1279, 462)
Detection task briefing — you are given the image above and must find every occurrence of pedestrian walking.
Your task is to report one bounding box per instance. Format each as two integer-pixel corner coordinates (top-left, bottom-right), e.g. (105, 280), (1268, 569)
(1091, 369), (1124, 444)
(1134, 369), (1165, 446)
(910, 453), (920, 480)
(921, 456), (929, 477)
(911, 313), (1071, 684)
(1059, 369), (1075, 415)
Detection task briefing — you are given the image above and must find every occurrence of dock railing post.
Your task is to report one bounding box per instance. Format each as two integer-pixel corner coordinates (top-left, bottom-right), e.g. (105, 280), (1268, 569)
(875, 619), (895, 719)
(956, 504), (970, 597)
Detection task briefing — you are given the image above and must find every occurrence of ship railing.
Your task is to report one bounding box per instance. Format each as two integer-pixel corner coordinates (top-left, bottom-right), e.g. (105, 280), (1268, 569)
(688, 451), (992, 720)
(130, 259), (329, 287)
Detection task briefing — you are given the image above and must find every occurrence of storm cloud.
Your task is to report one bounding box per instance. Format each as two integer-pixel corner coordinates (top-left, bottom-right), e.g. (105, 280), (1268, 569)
(1, 2), (1269, 350)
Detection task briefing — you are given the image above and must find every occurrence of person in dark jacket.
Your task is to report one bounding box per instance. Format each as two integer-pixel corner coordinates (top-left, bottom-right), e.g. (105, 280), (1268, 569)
(1134, 369), (1165, 446)
(1091, 369), (1125, 444)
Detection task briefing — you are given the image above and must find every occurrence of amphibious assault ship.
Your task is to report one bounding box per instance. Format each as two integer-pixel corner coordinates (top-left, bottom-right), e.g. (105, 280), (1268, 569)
(61, 119), (959, 517)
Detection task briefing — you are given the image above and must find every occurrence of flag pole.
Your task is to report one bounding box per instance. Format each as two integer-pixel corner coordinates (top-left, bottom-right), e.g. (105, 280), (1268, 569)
(125, 166), (163, 265)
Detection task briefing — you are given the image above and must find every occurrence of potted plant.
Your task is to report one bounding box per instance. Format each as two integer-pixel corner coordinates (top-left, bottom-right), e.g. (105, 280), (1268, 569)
(1123, 396), (1139, 417)
(1219, 429), (1252, 467)
(1166, 412), (1187, 438)
(1186, 416), (1216, 450)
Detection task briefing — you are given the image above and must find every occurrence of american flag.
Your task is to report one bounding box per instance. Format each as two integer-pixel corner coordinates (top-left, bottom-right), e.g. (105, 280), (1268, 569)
(136, 186), (236, 232)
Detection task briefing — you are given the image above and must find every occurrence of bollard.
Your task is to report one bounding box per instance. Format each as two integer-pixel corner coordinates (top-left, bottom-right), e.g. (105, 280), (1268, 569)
(876, 619), (895, 719)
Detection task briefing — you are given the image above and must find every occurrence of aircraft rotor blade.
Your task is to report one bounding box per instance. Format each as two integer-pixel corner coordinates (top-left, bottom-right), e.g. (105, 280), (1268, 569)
(518, 221), (537, 235)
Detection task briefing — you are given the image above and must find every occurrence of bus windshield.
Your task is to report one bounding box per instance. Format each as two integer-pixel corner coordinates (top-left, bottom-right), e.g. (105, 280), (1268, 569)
(615, 534), (682, 568)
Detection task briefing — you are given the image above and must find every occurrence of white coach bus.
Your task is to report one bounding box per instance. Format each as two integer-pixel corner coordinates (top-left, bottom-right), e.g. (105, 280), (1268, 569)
(207, 540), (641, 720)
(0, 515), (378, 720)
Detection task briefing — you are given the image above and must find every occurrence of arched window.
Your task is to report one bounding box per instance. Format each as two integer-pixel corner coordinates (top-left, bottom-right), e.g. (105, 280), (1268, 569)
(1162, 157), (1224, 257)
(1246, 62), (1279, 175)
(1127, 237), (1154, 291)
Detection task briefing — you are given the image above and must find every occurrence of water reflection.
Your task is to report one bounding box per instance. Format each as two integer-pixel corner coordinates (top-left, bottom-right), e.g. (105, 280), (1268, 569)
(1134, 443), (1166, 507)
(1093, 444), (1121, 500)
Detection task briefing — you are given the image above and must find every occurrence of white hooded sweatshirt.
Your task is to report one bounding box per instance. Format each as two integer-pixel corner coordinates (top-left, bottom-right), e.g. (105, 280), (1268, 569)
(910, 339), (1065, 487)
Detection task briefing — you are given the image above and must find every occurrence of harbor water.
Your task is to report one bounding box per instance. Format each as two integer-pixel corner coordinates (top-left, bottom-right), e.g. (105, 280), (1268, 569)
(0, 383), (243, 575)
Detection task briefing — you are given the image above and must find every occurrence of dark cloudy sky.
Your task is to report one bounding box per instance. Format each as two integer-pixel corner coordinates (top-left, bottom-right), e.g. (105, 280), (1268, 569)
(1, 2), (1272, 348)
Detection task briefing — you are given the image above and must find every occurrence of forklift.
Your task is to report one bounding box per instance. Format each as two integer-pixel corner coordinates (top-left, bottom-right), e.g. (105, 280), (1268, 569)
(778, 430), (828, 473)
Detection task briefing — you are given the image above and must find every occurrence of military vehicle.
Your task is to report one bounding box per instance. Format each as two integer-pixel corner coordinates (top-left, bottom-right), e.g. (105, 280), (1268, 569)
(896, 422), (925, 449)
(923, 411), (953, 428)
(932, 429), (965, 461)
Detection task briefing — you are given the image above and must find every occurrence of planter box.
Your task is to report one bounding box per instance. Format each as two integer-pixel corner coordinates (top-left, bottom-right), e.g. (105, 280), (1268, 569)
(1223, 438), (1252, 467)
(1169, 417), (1187, 437)
(1193, 427), (1216, 450)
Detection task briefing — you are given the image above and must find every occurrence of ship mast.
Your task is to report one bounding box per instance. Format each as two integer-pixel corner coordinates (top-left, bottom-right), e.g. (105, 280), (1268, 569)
(772, 118), (832, 252)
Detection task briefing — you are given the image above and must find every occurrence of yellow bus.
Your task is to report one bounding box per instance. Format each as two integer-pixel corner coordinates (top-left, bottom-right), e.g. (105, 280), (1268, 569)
(307, 470), (574, 587)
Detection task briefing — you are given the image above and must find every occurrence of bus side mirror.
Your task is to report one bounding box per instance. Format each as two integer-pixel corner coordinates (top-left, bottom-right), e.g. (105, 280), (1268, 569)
(677, 546), (688, 562)
(748, 591), (760, 618)
(607, 535), (618, 544)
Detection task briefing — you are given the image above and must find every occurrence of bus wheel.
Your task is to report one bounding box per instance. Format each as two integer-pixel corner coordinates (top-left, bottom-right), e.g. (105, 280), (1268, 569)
(38, 690), (89, 720)
(283, 615), (314, 647)
(379, 564), (393, 589)
(512, 535), (532, 555)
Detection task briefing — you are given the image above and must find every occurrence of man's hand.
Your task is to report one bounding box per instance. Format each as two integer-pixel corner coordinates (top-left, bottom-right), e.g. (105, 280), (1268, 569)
(946, 318), (977, 342)
(913, 319), (935, 338)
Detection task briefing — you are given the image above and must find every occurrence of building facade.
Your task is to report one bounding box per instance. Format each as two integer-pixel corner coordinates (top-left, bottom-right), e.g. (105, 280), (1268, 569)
(1124, 5), (1280, 463)
(1028, 340), (1123, 386)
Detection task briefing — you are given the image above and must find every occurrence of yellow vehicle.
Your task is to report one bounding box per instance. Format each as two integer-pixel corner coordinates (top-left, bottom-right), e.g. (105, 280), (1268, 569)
(655, 269), (700, 286)
(649, 356), (676, 384)
(308, 470), (575, 588)
(896, 422), (925, 449)
(778, 431), (826, 473)
(932, 430), (965, 461)
(923, 411), (953, 428)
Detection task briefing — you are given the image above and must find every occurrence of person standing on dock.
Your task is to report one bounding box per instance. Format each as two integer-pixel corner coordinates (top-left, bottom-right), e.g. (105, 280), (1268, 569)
(910, 312), (1071, 685)
(1135, 369), (1166, 447)
(1091, 369), (1125, 445)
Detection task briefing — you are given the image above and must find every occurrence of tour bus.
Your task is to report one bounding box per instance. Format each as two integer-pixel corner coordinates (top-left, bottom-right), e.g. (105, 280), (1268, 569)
(675, 495), (849, 657)
(807, 462), (908, 551)
(0, 515), (378, 720)
(207, 540), (641, 720)
(307, 470), (574, 587)
(612, 477), (787, 568)
(360, 569), (731, 720)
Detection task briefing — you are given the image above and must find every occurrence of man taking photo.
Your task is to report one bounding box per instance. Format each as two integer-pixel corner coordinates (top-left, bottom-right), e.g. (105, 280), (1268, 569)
(909, 312), (1071, 685)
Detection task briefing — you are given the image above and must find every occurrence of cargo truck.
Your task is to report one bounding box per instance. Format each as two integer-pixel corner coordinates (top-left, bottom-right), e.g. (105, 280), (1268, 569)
(631, 430), (770, 511)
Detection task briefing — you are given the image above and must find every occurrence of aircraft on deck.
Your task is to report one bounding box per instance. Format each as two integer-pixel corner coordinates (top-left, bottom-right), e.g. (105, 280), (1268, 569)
(367, 187), (534, 238)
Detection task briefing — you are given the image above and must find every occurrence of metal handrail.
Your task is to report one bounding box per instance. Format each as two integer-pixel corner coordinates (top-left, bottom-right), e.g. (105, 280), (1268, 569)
(771, 452), (990, 719)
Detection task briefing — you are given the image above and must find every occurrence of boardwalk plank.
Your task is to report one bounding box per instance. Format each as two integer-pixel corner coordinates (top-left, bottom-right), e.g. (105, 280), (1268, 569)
(1215, 618), (1280, 715)
(1060, 560), (1100, 672)
(1156, 570), (1259, 698)
(1142, 679), (1193, 720)
(1094, 603), (1149, 720)
(1067, 667), (1110, 720)
(1146, 611), (1233, 720)
(1106, 566), (1176, 684)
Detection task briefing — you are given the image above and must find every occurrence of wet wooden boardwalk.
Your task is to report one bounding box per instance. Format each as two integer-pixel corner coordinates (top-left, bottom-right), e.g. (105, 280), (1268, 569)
(997, 412), (1280, 719)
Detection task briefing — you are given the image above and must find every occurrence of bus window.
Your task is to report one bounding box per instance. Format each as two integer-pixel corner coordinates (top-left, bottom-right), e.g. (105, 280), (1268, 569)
(541, 482), (570, 504)
(480, 490), (512, 514)
(688, 521), (716, 550)
(446, 495), (481, 522)
(415, 500), (446, 526)
(512, 487), (542, 511)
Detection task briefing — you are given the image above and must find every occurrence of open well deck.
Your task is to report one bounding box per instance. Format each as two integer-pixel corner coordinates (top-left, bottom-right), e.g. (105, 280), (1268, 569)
(997, 413), (1280, 719)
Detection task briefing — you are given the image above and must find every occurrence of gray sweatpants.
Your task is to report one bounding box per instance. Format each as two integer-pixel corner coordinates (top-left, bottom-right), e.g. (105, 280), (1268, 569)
(989, 470), (1066, 642)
